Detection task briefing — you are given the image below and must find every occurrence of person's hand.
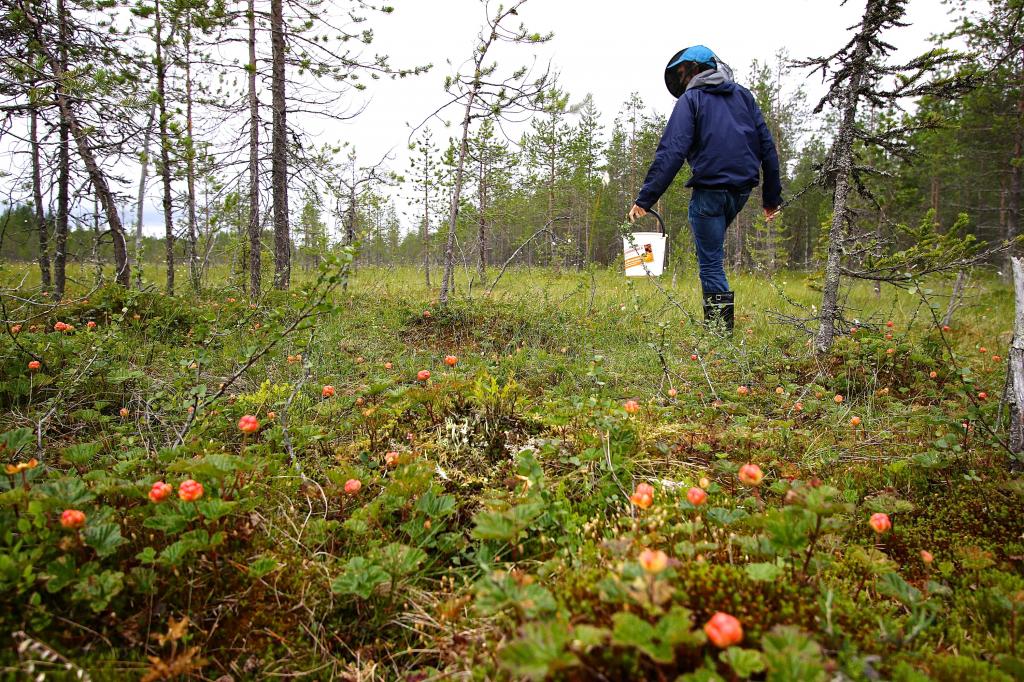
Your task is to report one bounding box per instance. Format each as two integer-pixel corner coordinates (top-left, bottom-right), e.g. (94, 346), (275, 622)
(628, 204), (647, 223)
(764, 206), (781, 222)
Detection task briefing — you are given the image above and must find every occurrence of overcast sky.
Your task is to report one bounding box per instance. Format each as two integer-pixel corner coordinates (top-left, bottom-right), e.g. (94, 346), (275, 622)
(135, 0), (973, 236)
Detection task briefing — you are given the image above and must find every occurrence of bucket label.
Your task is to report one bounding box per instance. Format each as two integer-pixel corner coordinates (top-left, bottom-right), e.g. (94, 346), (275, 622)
(624, 243), (654, 270)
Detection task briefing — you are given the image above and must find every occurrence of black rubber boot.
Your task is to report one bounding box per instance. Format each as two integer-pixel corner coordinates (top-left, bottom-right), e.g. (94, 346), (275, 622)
(702, 291), (734, 334)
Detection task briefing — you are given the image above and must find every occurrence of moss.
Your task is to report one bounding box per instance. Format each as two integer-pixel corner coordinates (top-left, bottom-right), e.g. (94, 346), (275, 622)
(919, 655), (1016, 682)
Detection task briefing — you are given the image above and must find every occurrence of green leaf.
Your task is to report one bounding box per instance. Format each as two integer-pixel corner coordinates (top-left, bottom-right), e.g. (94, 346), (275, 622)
(71, 409), (102, 423)
(997, 655), (1024, 680)
(158, 540), (192, 567)
(143, 509), (190, 534)
(330, 556), (390, 599)
(43, 555), (81, 593)
(196, 498), (236, 521)
(39, 477), (95, 508)
(764, 508), (813, 555)
(128, 567), (157, 595)
(761, 625), (825, 682)
(168, 453), (251, 478)
(0, 488), (27, 508)
(612, 607), (700, 664)
(745, 562), (784, 582)
(471, 501), (543, 542)
(677, 668), (726, 682)
(415, 489), (457, 518)
(71, 569), (124, 612)
(865, 493), (914, 515)
(248, 556), (279, 579)
(499, 619), (577, 680)
(107, 368), (146, 384)
(472, 510), (518, 541)
(707, 507), (749, 526)
(83, 522), (125, 558)
(571, 624), (609, 649)
(62, 442), (102, 466)
(475, 572), (557, 619)
(656, 606), (705, 648)
(877, 572), (922, 607)
(342, 517), (370, 536)
(612, 612), (666, 662)
(136, 547), (157, 564)
(179, 528), (224, 552)
(0, 428), (34, 452)
(377, 543), (427, 578)
(721, 647), (767, 678)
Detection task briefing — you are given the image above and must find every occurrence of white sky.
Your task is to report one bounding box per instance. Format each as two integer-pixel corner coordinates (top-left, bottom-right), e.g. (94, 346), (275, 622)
(110, 0), (980, 236)
(271, 0), (968, 237)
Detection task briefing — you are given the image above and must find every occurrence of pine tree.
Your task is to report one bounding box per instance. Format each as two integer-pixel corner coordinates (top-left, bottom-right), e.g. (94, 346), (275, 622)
(298, 189), (327, 269)
(940, 0), (1024, 272)
(566, 97), (604, 265)
(796, 0), (975, 352)
(435, 0), (552, 305)
(469, 117), (511, 279)
(11, 0), (141, 288)
(407, 128), (442, 286)
(747, 210), (790, 272)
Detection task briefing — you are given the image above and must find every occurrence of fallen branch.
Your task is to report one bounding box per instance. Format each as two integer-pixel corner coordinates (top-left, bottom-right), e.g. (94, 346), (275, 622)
(173, 252), (353, 446)
(486, 217), (569, 295)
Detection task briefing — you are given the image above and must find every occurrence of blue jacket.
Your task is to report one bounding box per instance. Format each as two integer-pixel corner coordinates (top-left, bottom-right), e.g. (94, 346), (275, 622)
(635, 79), (783, 210)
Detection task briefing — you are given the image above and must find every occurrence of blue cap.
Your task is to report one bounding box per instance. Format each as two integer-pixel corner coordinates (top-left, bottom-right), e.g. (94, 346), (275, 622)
(666, 45), (716, 70)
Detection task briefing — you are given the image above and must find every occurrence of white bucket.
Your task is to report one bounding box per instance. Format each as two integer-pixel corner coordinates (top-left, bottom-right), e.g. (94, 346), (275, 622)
(623, 232), (666, 277)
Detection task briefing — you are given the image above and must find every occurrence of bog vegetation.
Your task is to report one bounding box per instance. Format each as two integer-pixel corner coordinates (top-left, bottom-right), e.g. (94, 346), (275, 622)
(2, 0), (1024, 679)
(1, 264), (1022, 679)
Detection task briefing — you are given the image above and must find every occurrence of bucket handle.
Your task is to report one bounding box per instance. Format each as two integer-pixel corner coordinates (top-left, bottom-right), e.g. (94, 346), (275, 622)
(629, 208), (665, 237)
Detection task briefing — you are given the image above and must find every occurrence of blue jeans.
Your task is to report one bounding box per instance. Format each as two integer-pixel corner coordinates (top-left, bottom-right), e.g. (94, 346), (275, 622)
(688, 187), (750, 294)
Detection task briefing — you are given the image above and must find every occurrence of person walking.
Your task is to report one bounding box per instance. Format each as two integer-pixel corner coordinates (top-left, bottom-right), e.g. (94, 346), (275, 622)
(629, 45), (782, 333)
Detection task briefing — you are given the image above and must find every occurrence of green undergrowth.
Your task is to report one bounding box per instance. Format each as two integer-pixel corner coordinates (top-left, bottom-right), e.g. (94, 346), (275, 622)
(0, 263), (1021, 679)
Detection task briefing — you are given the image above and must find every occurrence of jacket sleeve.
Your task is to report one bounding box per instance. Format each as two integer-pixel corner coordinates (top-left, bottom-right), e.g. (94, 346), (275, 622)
(634, 93), (697, 209)
(750, 97), (783, 209)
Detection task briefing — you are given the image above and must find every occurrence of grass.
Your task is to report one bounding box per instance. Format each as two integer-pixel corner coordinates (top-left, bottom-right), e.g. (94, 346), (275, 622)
(0, 258), (1020, 680)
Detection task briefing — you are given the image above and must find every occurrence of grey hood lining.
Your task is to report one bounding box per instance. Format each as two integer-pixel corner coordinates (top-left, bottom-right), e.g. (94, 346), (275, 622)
(686, 59), (735, 91)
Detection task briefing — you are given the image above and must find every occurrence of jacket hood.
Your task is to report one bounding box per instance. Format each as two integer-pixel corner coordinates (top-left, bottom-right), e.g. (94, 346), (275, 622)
(686, 59), (735, 94)
(664, 45), (736, 98)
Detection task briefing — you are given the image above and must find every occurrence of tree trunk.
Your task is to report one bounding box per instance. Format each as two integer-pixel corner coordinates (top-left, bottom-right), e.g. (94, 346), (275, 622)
(135, 104), (156, 288)
(270, 0), (290, 290)
(54, 0), (69, 300)
(733, 216), (745, 269)
(873, 210), (884, 298)
(478, 154), (487, 281)
(439, 94), (476, 304)
(155, 0), (175, 294)
(1008, 81), (1024, 277)
(815, 0), (873, 354)
(55, 109), (69, 299)
(30, 106), (51, 289)
(1008, 257), (1024, 457)
(184, 13), (200, 292)
(423, 176), (430, 287)
(346, 184), (356, 245)
(942, 269), (969, 328)
(247, 0), (261, 300)
(92, 196), (103, 284)
(23, 0), (129, 287)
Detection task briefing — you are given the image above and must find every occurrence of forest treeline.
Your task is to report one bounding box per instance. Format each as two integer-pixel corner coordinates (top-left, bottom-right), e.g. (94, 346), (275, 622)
(0, 1), (1020, 324)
